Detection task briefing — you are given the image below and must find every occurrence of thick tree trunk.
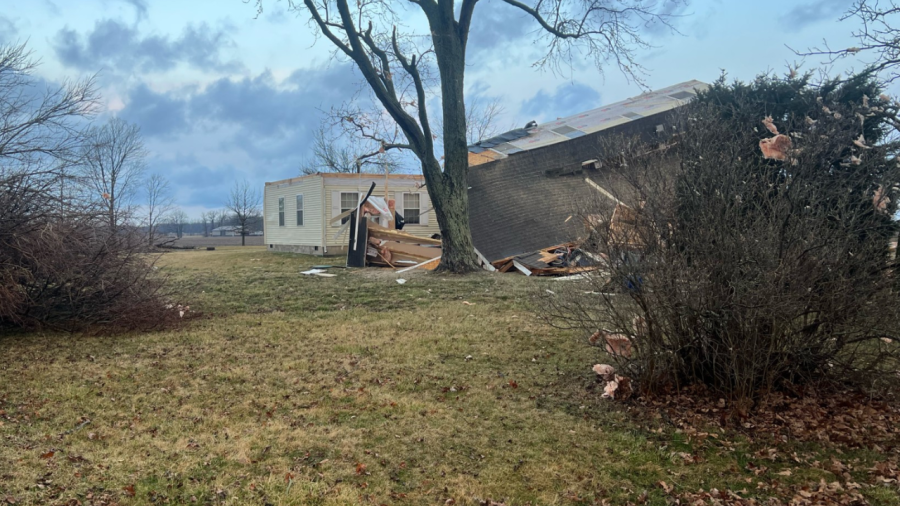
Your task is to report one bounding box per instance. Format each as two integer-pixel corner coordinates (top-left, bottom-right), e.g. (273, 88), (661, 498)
(423, 158), (479, 272)
(424, 7), (480, 273)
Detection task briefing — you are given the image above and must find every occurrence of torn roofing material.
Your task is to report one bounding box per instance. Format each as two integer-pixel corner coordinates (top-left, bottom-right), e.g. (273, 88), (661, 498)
(467, 80), (707, 164)
(467, 80), (706, 263)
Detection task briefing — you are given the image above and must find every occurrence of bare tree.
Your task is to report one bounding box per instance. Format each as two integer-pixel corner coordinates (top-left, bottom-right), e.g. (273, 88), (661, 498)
(201, 210), (217, 236)
(80, 118), (147, 233)
(225, 179), (261, 246)
(166, 208), (188, 239)
(299, 124), (404, 175)
(144, 173), (174, 247)
(464, 96), (505, 144)
(798, 1), (900, 83)
(214, 208), (230, 229)
(1, 42), (175, 332)
(253, 0), (677, 272)
(0, 43), (97, 179)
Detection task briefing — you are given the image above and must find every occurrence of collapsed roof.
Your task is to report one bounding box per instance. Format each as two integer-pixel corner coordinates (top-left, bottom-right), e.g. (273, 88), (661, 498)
(467, 80), (707, 263)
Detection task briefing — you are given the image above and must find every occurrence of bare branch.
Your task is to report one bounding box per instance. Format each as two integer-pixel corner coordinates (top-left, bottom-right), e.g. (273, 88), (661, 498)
(225, 179), (262, 246)
(796, 1), (900, 83)
(497, 0), (678, 82)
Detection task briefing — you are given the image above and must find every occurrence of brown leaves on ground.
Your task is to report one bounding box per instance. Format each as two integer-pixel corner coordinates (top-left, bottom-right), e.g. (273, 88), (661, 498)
(675, 480), (866, 505)
(636, 386), (900, 449)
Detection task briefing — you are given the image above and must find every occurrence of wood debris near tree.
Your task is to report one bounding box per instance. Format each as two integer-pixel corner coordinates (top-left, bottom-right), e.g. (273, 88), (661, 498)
(366, 221), (442, 271)
(337, 183), (442, 272)
(342, 181), (648, 277)
(490, 242), (600, 276)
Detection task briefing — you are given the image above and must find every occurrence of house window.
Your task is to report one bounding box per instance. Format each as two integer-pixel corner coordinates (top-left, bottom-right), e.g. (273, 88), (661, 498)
(278, 197), (285, 226)
(296, 194), (304, 226)
(403, 193), (420, 224)
(340, 192), (359, 224)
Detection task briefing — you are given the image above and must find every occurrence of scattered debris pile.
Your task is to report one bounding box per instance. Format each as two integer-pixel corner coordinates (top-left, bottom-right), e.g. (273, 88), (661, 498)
(490, 242), (599, 276)
(366, 222), (442, 271)
(335, 182), (443, 272)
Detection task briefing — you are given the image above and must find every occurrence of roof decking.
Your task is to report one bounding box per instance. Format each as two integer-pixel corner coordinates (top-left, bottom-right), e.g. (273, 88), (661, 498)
(468, 80), (707, 165)
(467, 81), (706, 262)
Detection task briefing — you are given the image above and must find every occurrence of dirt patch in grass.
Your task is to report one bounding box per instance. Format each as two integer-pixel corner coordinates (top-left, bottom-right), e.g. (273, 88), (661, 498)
(170, 236), (264, 248)
(1, 248), (898, 505)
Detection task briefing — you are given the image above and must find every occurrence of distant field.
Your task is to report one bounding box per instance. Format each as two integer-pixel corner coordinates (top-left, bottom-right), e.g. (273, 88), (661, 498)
(172, 235), (264, 247)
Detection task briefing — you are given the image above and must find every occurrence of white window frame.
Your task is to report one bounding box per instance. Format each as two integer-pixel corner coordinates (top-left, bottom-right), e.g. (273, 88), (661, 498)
(278, 197), (285, 227)
(296, 194), (304, 226)
(340, 192), (359, 225)
(402, 192), (421, 225)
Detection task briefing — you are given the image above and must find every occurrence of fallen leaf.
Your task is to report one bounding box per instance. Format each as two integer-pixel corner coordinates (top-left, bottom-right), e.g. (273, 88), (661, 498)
(40, 451), (54, 459)
(123, 484), (135, 497)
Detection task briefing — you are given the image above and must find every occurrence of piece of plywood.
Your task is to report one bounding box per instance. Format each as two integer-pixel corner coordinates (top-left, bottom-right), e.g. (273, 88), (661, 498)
(383, 242), (442, 259)
(396, 256), (441, 273)
(512, 260), (533, 276)
(473, 248), (497, 272)
(368, 227), (442, 246)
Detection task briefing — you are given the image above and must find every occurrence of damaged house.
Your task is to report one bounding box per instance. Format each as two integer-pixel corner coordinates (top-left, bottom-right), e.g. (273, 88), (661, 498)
(263, 173), (439, 256)
(466, 80), (708, 275)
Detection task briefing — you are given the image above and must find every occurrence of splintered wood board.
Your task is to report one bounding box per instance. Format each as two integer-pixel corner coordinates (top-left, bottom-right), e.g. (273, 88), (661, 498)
(368, 228), (442, 246)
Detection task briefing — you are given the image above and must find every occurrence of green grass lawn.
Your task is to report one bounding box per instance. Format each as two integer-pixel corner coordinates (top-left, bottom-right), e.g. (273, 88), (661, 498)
(1, 247), (898, 505)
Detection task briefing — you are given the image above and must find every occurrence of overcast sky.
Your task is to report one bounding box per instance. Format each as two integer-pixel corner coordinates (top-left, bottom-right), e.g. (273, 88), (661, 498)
(2, 0), (876, 217)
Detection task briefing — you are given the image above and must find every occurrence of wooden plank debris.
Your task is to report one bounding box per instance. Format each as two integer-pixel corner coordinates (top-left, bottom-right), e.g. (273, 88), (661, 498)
(396, 256), (442, 273)
(490, 242), (602, 277)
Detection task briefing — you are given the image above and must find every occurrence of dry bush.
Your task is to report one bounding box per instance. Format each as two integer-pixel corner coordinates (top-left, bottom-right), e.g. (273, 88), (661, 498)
(0, 174), (178, 333)
(0, 42), (177, 334)
(546, 74), (900, 406)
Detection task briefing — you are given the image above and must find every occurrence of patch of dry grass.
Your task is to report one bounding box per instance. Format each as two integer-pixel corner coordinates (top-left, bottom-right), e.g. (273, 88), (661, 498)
(1, 247), (898, 505)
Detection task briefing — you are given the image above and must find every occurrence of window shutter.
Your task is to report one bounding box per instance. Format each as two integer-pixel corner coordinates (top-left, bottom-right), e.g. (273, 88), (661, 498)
(331, 191), (341, 227)
(419, 192), (429, 226)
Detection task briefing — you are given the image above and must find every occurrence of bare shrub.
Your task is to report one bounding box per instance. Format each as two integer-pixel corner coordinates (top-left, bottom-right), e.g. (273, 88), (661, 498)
(0, 42), (177, 333)
(0, 210), (176, 332)
(546, 74), (900, 406)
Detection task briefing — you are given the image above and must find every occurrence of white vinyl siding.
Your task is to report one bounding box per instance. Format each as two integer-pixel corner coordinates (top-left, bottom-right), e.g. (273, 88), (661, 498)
(264, 176), (323, 248)
(265, 175), (438, 254)
(296, 194), (304, 226)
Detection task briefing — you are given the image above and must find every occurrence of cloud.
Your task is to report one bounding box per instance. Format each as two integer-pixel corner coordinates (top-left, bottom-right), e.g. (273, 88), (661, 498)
(53, 19), (242, 74)
(466, 1), (532, 55)
(143, 154), (242, 209)
(520, 82), (601, 122)
(120, 83), (190, 138)
(116, 64), (363, 209)
(780, 0), (848, 29)
(115, 0), (148, 21)
(0, 16), (17, 45)
(641, 0), (692, 37)
(42, 0), (61, 17)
